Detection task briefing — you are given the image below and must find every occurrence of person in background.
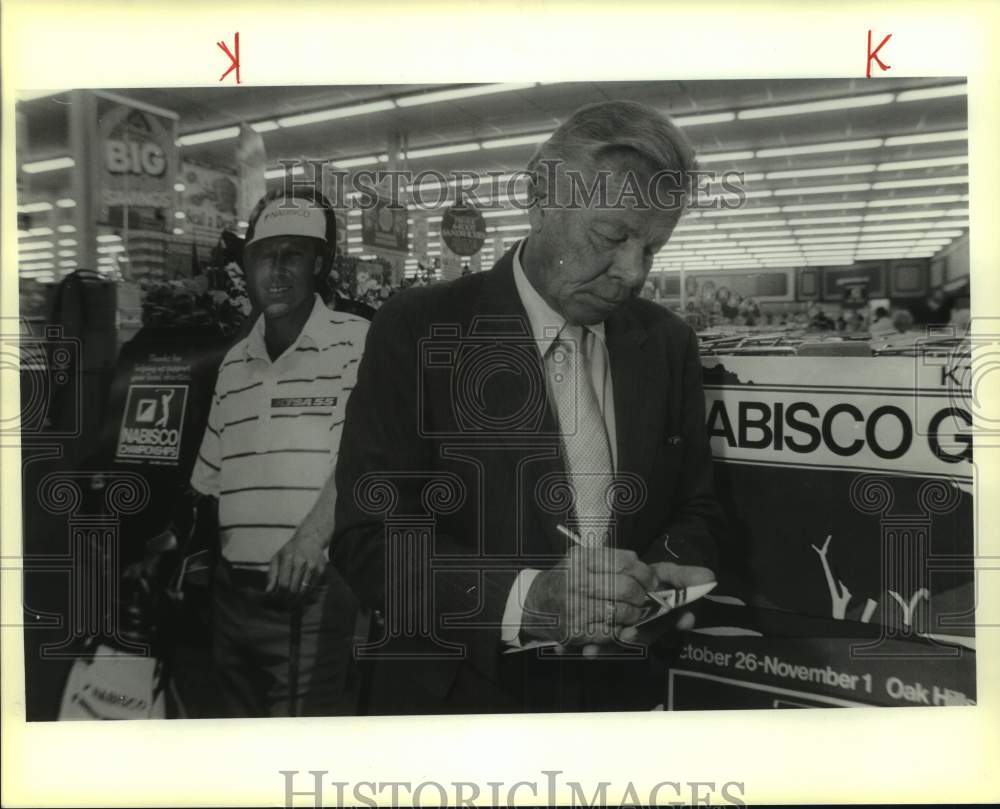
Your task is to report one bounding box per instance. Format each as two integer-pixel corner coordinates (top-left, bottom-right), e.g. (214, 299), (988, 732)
(189, 187), (370, 717)
(892, 308), (915, 334)
(869, 306), (894, 336)
(923, 288), (954, 325)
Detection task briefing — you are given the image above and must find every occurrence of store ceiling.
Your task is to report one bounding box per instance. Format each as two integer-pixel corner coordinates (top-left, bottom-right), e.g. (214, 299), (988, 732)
(16, 78), (969, 276)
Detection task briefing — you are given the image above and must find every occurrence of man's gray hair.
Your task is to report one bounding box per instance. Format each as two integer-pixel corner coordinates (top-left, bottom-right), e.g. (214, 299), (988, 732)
(527, 99), (697, 180)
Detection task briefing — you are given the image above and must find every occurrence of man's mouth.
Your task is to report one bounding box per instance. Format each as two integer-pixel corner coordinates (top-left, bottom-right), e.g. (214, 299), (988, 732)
(266, 284), (291, 294)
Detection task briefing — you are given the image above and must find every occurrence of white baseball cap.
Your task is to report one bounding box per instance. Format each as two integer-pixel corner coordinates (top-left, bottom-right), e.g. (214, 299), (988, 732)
(245, 196), (329, 248)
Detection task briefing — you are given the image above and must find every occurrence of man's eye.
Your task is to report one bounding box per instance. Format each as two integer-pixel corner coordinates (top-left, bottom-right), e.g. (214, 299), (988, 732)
(594, 229), (626, 244)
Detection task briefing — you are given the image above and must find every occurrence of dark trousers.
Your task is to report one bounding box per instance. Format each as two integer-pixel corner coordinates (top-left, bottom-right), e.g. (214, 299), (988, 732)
(212, 560), (360, 717)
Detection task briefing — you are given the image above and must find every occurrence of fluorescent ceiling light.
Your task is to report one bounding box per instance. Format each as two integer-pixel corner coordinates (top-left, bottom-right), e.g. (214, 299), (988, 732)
(732, 229), (794, 239)
(97, 234), (121, 242)
(405, 142), (481, 159)
(884, 130), (967, 146)
(868, 194), (962, 207)
(20, 251), (54, 260)
(786, 215), (864, 225)
(872, 175), (969, 191)
(396, 83), (536, 107)
(482, 209), (525, 218)
(702, 207), (781, 218)
(57, 239), (76, 246)
(18, 202), (53, 213)
(22, 156), (75, 173)
(250, 120), (279, 133)
(481, 133), (551, 149)
(277, 100), (396, 128)
(756, 139), (883, 158)
(767, 165), (876, 180)
(739, 239), (797, 247)
(699, 151), (754, 164)
(862, 222), (935, 232)
(851, 241), (919, 250)
(896, 84), (967, 102)
(716, 220), (789, 229)
(794, 227), (861, 236)
(57, 250), (75, 257)
(55, 198), (76, 208)
(58, 260), (75, 268)
(774, 183), (871, 196)
(333, 155), (385, 168)
(877, 156), (968, 171)
(264, 165), (306, 179)
(859, 231), (929, 241)
(177, 126), (240, 146)
(781, 202), (867, 213)
(739, 93), (894, 120)
(671, 234), (724, 242)
(21, 262), (55, 270)
(865, 210), (957, 221)
(675, 112), (736, 126)
(172, 228), (185, 235)
(21, 241), (53, 250)
(57, 225), (74, 233)
(797, 236), (859, 244)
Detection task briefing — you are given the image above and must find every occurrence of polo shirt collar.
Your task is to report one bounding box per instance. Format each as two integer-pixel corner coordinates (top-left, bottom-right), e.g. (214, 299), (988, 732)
(244, 293), (328, 362)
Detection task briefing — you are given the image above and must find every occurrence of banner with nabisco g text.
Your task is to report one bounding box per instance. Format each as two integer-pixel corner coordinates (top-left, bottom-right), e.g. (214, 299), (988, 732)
(701, 354), (974, 632)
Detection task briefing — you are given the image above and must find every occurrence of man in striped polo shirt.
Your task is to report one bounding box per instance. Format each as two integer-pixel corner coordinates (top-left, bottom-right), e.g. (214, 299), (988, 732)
(190, 188), (370, 717)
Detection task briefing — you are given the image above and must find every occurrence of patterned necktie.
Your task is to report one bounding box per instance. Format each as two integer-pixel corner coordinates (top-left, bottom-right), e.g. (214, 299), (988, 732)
(546, 324), (614, 546)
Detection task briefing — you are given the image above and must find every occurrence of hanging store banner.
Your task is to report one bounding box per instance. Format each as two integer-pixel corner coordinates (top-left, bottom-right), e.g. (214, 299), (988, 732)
(179, 160), (240, 246)
(236, 123), (267, 222)
(97, 98), (178, 228)
(361, 196), (409, 255)
(440, 203), (486, 256)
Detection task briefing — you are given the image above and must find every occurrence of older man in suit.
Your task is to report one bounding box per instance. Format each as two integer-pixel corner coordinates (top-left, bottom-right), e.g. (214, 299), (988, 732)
(296, 100), (725, 713)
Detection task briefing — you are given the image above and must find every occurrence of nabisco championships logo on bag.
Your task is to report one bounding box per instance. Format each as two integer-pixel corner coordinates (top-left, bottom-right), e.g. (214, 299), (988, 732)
(116, 384), (189, 464)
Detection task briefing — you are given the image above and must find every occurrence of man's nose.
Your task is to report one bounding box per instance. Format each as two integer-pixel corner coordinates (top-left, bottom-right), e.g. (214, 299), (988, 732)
(610, 242), (648, 287)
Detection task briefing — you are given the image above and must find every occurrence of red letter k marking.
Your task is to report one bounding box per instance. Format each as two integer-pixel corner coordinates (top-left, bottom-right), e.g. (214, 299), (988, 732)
(867, 30), (892, 78)
(218, 32), (240, 84)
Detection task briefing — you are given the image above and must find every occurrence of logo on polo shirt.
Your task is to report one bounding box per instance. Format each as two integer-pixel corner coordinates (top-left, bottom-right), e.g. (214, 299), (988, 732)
(117, 384), (189, 464)
(271, 396), (338, 408)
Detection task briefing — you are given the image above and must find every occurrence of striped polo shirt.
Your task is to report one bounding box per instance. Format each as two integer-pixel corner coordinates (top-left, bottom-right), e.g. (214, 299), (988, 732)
(190, 294), (370, 566)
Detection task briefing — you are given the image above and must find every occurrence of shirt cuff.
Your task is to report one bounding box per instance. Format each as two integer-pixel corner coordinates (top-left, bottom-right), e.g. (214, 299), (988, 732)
(500, 568), (542, 647)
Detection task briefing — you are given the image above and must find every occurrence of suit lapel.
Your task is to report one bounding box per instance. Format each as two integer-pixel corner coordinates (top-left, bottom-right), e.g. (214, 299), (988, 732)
(474, 251), (566, 555)
(605, 304), (663, 547)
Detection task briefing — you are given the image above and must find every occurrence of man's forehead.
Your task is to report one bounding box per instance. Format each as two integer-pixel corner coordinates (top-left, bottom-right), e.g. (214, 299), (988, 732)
(592, 207), (681, 239)
(248, 235), (315, 251)
(554, 152), (686, 218)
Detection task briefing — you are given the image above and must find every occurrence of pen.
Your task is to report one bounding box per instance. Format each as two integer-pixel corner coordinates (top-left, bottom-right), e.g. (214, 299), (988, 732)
(557, 523), (583, 545)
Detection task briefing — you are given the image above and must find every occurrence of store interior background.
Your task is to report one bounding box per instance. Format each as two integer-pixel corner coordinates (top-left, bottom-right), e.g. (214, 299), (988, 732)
(14, 80), (972, 718)
(17, 78), (969, 334)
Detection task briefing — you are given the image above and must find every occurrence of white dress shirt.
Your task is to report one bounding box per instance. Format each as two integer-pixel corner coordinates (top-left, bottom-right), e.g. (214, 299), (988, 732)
(500, 241), (618, 646)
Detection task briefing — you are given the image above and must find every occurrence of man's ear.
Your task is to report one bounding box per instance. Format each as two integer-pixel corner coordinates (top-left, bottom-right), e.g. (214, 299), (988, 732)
(527, 173), (547, 233)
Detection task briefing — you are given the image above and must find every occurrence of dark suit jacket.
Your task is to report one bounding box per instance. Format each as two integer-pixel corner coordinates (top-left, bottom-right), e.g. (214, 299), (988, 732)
(332, 244), (724, 714)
